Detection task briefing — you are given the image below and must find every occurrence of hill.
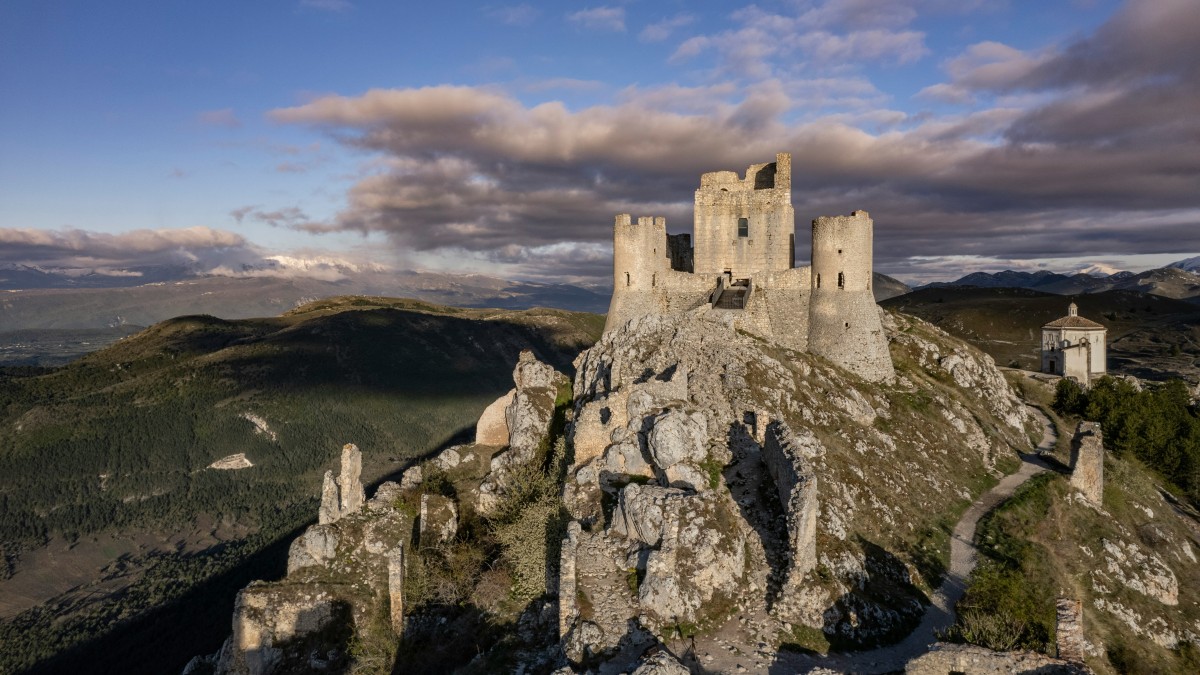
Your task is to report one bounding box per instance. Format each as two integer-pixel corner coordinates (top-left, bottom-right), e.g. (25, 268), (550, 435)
(0, 273), (609, 366)
(881, 287), (1200, 382)
(0, 296), (603, 674)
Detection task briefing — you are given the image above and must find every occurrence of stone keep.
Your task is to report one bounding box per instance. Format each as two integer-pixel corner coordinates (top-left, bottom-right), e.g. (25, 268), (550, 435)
(604, 152), (893, 382)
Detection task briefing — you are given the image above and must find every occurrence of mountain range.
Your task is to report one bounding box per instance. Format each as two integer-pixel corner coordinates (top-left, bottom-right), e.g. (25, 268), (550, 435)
(921, 259), (1200, 302)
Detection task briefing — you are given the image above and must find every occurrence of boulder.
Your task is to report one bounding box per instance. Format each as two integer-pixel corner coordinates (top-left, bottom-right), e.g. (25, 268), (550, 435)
(286, 525), (339, 574)
(475, 390), (514, 446)
(647, 409), (710, 491)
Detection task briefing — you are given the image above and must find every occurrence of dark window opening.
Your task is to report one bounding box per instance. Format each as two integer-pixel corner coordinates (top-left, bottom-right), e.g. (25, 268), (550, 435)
(652, 273), (656, 287)
(837, 272), (845, 288)
(737, 217), (749, 237)
(625, 272), (630, 287)
(816, 273), (821, 288)
(844, 322), (850, 328)
(837, 248), (842, 254)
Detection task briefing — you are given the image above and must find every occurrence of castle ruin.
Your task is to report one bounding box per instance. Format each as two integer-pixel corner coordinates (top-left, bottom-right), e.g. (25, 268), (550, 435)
(605, 152), (894, 382)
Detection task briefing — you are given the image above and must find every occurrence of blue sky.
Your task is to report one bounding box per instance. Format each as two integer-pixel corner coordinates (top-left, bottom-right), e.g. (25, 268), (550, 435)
(2, 0), (1197, 285)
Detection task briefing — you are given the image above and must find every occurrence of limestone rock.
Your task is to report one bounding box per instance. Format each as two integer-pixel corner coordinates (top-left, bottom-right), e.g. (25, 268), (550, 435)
(513, 349), (559, 390)
(646, 409), (710, 491)
(318, 443), (365, 525)
(611, 483), (687, 547)
(208, 453), (253, 470)
(399, 464), (422, 490)
(637, 491), (747, 632)
(632, 650), (690, 675)
(286, 525), (339, 574)
(418, 493), (458, 546)
(215, 582), (351, 675)
(475, 390), (514, 446)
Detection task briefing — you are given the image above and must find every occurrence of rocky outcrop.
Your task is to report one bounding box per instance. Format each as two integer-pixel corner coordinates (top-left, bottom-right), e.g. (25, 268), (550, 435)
(207, 465), (413, 675)
(286, 525), (339, 575)
(318, 443), (365, 525)
(905, 642), (1092, 674)
(558, 307), (1035, 671)
(418, 493), (458, 546)
(477, 350), (568, 513)
(208, 453), (254, 470)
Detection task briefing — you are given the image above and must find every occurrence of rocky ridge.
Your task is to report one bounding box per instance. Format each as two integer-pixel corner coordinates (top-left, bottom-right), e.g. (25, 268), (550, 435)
(557, 305), (1035, 670)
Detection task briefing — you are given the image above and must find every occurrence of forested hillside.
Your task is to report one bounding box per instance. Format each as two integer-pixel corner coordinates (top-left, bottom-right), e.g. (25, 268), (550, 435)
(0, 296), (603, 674)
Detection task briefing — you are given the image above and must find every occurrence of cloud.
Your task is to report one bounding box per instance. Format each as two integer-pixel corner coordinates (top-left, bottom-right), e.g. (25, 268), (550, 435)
(197, 108), (241, 128)
(639, 14), (695, 43)
(300, 0), (352, 12)
(567, 6), (626, 33)
(487, 4), (538, 26)
(670, 2), (932, 76)
(261, 1), (1200, 283)
(230, 205), (335, 233)
(0, 226), (253, 274)
(0, 226), (394, 283)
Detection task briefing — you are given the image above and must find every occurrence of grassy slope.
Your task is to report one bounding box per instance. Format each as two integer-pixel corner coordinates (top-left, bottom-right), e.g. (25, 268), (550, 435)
(951, 375), (1200, 674)
(0, 296), (602, 674)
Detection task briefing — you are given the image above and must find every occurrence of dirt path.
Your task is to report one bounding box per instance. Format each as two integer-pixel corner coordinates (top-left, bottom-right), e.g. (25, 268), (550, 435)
(756, 405), (1058, 674)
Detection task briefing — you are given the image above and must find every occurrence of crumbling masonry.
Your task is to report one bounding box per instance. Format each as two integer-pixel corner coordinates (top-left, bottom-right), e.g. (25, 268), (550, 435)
(605, 152), (893, 382)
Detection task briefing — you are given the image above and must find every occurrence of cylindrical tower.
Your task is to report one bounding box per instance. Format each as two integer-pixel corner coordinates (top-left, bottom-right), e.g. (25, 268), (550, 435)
(606, 215), (668, 332)
(807, 211), (893, 382)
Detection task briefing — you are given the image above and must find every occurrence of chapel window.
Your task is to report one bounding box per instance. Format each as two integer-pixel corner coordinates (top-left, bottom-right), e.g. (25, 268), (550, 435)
(737, 217), (749, 237)
(837, 272), (845, 288)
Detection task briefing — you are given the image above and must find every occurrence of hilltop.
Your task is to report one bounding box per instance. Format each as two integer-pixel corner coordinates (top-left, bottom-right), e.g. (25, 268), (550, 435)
(0, 296), (603, 674)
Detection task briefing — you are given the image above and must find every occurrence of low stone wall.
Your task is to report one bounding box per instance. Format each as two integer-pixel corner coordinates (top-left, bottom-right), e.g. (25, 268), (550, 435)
(906, 642), (1091, 674)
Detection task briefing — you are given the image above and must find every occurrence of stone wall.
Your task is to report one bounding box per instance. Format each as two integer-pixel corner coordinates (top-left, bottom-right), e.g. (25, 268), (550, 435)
(905, 643), (1091, 674)
(761, 421), (819, 621)
(1056, 597), (1087, 663)
(1071, 421), (1104, 504)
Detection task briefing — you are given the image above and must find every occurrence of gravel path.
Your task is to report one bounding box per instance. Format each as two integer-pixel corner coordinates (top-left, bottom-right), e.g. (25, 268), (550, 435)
(759, 405), (1058, 674)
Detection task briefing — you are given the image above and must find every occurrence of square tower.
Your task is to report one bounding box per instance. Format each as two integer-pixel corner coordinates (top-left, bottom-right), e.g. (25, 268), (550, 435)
(692, 152), (795, 278)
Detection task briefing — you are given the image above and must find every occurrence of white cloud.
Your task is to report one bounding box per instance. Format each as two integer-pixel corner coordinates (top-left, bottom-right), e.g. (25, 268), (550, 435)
(567, 6), (626, 33)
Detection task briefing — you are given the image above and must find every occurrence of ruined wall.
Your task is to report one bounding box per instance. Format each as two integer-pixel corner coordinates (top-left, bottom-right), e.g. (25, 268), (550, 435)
(693, 153), (794, 278)
(807, 211), (893, 382)
(762, 421), (819, 622)
(905, 643), (1090, 674)
(1070, 421), (1104, 504)
(666, 233), (693, 273)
